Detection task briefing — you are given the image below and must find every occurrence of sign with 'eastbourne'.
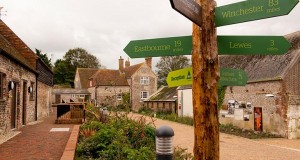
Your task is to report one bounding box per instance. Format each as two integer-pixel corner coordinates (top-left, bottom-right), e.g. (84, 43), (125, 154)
(123, 36), (191, 58)
(215, 0), (299, 27)
(170, 0), (202, 27)
(124, 35), (290, 58)
(166, 67), (248, 87)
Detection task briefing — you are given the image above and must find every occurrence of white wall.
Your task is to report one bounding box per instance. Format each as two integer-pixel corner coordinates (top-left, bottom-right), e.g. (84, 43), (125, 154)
(178, 89), (193, 117)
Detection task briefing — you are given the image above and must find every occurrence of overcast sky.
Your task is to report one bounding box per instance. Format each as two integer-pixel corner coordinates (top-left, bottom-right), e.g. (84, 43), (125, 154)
(1, 0), (300, 70)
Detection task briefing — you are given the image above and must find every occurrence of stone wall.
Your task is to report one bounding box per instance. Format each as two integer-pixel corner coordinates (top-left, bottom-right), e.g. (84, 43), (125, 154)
(0, 54), (36, 134)
(220, 80), (288, 137)
(284, 54), (300, 95)
(37, 82), (52, 119)
(95, 86), (130, 107)
(131, 64), (157, 111)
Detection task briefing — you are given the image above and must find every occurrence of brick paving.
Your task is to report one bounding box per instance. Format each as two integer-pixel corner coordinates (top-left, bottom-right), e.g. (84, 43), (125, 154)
(0, 110), (75, 160)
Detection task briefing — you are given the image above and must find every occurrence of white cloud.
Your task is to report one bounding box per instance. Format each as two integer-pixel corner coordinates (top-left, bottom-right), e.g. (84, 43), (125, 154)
(1, 0), (300, 71)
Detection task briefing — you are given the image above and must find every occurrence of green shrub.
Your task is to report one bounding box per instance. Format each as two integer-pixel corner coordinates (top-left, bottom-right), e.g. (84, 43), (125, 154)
(76, 116), (156, 160)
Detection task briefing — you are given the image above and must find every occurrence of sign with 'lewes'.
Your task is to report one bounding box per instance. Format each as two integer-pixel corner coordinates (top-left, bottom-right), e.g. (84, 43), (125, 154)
(170, 0), (202, 27)
(215, 0), (299, 27)
(124, 35), (290, 58)
(166, 67), (248, 87)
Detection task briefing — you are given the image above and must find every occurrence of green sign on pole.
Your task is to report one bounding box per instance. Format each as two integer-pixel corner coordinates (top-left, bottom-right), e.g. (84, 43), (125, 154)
(123, 36), (192, 58)
(218, 36), (291, 55)
(215, 0), (299, 27)
(166, 67), (248, 87)
(124, 35), (291, 58)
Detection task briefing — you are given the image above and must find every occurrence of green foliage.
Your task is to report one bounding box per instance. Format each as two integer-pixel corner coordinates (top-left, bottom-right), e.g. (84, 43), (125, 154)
(217, 86), (226, 110)
(155, 56), (190, 87)
(76, 115), (156, 160)
(53, 47), (103, 86)
(138, 106), (153, 115)
(64, 48), (102, 68)
(35, 48), (53, 69)
(156, 112), (194, 126)
(219, 123), (282, 139)
(53, 59), (75, 85)
(174, 147), (194, 160)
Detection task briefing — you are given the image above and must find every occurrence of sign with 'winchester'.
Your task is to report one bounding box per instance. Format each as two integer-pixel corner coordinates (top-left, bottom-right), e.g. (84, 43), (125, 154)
(215, 0), (299, 27)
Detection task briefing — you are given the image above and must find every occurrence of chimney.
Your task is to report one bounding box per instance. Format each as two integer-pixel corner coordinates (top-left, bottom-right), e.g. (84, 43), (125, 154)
(119, 56), (124, 70)
(125, 58), (130, 68)
(145, 57), (152, 69)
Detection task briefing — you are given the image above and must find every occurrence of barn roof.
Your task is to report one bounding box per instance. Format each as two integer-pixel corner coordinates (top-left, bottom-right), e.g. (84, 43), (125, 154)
(219, 31), (300, 82)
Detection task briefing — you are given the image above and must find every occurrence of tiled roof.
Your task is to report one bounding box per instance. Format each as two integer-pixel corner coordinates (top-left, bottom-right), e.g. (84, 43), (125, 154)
(92, 69), (129, 86)
(145, 86), (178, 101)
(77, 68), (98, 88)
(0, 20), (38, 68)
(219, 31), (300, 82)
(123, 63), (144, 78)
(0, 34), (36, 72)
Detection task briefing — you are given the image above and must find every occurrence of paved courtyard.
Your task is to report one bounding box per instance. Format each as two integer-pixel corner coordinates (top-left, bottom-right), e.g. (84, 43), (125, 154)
(1, 112), (300, 160)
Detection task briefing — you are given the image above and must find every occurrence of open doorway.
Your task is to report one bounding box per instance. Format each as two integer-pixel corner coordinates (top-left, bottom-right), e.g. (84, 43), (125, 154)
(22, 81), (27, 125)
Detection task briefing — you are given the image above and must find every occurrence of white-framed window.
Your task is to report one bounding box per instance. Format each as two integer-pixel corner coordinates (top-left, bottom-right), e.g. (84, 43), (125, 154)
(79, 95), (85, 99)
(117, 94), (122, 100)
(71, 94), (75, 98)
(140, 77), (149, 85)
(140, 91), (149, 99)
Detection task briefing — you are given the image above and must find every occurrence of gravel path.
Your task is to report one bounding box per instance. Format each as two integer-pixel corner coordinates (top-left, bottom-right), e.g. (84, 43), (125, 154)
(128, 113), (300, 160)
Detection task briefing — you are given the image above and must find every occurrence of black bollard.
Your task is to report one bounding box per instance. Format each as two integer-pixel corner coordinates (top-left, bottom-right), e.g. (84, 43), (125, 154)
(156, 125), (174, 160)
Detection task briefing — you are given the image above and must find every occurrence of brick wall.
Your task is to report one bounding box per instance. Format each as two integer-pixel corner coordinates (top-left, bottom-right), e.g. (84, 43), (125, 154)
(37, 82), (52, 119)
(0, 54), (36, 134)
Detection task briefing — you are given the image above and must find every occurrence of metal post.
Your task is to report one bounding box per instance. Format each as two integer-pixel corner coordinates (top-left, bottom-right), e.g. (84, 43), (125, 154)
(156, 125), (174, 160)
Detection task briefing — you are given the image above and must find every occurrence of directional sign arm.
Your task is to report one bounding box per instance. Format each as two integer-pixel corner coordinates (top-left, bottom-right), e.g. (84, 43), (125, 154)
(215, 0), (299, 27)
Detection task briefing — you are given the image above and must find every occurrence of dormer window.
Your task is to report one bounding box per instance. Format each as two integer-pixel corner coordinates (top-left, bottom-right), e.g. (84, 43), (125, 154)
(140, 77), (149, 85)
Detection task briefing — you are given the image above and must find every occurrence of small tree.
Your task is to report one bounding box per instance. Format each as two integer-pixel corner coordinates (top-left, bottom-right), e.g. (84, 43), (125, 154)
(35, 48), (53, 69)
(155, 56), (190, 87)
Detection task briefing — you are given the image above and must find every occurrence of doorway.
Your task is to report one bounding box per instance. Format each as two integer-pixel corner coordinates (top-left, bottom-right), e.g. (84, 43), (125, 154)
(22, 81), (27, 125)
(11, 82), (18, 129)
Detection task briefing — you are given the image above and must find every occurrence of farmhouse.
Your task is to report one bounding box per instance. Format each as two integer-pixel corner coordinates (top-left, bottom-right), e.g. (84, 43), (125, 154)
(74, 57), (157, 111)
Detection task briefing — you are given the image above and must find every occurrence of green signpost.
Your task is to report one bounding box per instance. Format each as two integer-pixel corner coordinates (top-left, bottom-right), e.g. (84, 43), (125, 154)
(123, 36), (192, 58)
(166, 67), (248, 87)
(215, 0), (299, 27)
(218, 36), (291, 55)
(124, 35), (291, 58)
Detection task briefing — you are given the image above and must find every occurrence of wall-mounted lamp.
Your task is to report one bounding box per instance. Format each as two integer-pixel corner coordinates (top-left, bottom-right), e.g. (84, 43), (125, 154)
(8, 81), (14, 91)
(28, 86), (33, 93)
